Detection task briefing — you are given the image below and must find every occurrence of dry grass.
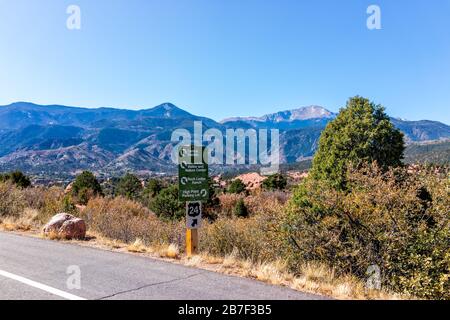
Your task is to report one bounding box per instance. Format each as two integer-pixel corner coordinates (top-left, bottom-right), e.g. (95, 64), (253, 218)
(124, 237), (180, 259)
(44, 230), (67, 240)
(127, 238), (147, 253)
(80, 196), (185, 247)
(0, 208), (38, 232)
(165, 244), (180, 259)
(180, 252), (406, 300)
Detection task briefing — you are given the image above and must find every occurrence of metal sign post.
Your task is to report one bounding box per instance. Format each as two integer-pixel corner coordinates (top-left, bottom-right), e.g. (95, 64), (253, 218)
(178, 145), (208, 257)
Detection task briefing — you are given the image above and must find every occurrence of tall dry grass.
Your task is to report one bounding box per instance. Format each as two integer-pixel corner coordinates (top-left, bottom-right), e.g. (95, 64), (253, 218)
(0, 182), (69, 228)
(80, 196), (185, 248)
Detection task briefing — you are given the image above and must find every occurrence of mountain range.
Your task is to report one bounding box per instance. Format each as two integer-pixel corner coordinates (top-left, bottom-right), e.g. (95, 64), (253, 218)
(0, 102), (449, 178)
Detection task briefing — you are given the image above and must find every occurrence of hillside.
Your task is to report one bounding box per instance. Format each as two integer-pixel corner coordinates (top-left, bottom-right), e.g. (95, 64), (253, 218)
(0, 102), (449, 178)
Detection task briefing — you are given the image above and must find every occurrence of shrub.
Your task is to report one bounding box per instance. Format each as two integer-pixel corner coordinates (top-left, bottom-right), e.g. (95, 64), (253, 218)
(0, 182), (25, 218)
(218, 191), (288, 219)
(218, 193), (242, 218)
(22, 186), (71, 224)
(262, 173), (287, 191)
(227, 179), (247, 194)
(245, 191), (288, 215)
(285, 163), (449, 299)
(62, 195), (77, 214)
(234, 199), (249, 218)
(71, 171), (103, 204)
(116, 173), (143, 200)
(203, 178), (221, 220)
(149, 185), (184, 221)
(0, 171), (31, 188)
(144, 179), (163, 197)
(202, 210), (283, 262)
(81, 197), (184, 247)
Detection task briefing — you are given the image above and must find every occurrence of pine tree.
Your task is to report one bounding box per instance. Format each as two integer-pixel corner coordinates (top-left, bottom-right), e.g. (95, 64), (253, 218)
(310, 96), (405, 189)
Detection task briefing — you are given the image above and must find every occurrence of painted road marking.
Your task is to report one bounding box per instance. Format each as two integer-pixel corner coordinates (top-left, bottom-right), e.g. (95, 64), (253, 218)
(0, 269), (87, 300)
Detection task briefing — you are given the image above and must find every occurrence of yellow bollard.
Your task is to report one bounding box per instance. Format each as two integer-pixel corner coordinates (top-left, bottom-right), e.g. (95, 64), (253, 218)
(186, 228), (199, 257)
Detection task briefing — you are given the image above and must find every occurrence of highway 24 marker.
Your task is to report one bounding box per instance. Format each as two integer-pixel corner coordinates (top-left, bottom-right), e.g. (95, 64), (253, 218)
(186, 201), (202, 229)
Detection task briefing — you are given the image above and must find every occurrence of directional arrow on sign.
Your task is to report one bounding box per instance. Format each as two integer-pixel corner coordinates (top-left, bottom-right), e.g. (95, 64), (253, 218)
(191, 219), (198, 228)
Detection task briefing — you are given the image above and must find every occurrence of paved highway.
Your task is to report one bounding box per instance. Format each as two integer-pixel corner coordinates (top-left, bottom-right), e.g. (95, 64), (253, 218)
(0, 232), (327, 300)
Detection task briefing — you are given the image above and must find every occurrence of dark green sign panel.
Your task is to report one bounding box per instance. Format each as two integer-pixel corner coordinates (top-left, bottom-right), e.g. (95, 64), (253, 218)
(178, 145), (209, 202)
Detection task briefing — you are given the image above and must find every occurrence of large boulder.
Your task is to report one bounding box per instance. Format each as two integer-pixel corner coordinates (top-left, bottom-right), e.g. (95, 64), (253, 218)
(43, 213), (86, 239)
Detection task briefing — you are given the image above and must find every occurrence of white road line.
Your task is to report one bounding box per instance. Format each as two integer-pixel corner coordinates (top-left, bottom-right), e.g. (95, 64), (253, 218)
(0, 269), (87, 300)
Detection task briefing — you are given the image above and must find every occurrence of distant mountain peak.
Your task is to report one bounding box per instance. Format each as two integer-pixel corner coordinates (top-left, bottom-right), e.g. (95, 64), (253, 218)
(154, 102), (178, 110)
(145, 102), (193, 118)
(221, 105), (335, 123)
(264, 105), (335, 122)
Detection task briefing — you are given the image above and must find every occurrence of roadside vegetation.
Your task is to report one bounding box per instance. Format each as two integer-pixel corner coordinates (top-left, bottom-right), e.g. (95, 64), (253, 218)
(0, 96), (448, 300)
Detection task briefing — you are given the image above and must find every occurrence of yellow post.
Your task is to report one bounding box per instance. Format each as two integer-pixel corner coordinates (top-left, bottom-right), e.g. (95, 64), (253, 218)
(186, 228), (199, 257)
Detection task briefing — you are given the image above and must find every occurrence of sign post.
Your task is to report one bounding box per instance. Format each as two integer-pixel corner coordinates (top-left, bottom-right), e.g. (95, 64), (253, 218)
(178, 145), (208, 257)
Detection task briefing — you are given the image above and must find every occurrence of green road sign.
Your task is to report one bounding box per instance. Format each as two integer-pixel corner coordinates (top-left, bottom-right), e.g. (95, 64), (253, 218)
(178, 145), (209, 202)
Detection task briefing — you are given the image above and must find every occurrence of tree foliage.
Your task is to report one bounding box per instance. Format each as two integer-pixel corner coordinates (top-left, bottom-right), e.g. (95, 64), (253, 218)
(233, 198), (249, 218)
(0, 171), (31, 188)
(310, 96), (405, 189)
(287, 163), (449, 299)
(144, 178), (163, 198)
(227, 179), (247, 194)
(150, 185), (184, 221)
(262, 173), (287, 191)
(71, 171), (103, 204)
(116, 173), (143, 200)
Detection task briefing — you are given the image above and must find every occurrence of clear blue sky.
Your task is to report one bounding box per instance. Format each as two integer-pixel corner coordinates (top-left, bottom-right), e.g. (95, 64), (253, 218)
(0, 0), (449, 123)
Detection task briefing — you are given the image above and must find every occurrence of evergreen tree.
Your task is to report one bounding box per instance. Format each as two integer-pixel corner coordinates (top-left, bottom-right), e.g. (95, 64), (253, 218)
(262, 173), (287, 191)
(0, 171), (31, 188)
(144, 178), (163, 198)
(116, 173), (143, 200)
(227, 179), (247, 194)
(310, 96), (405, 189)
(71, 171), (103, 204)
(150, 185), (184, 220)
(234, 199), (249, 218)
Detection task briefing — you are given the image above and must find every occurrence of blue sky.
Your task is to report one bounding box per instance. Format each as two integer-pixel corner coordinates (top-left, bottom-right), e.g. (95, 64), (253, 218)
(0, 0), (449, 123)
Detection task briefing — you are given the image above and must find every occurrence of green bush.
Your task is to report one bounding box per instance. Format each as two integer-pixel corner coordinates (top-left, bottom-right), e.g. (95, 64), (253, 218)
(203, 178), (221, 220)
(149, 185), (184, 221)
(71, 171), (103, 204)
(262, 173), (287, 191)
(62, 195), (77, 214)
(228, 179), (247, 194)
(116, 173), (143, 200)
(0, 171), (31, 189)
(234, 199), (249, 218)
(285, 163), (449, 299)
(144, 178), (163, 197)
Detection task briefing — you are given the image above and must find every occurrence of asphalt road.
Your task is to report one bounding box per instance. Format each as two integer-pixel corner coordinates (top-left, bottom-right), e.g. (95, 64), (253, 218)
(0, 232), (327, 300)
